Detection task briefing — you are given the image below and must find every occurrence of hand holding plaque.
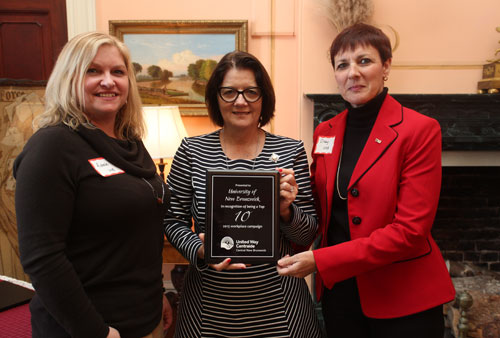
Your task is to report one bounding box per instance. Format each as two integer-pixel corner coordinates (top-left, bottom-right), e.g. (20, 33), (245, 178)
(205, 170), (280, 264)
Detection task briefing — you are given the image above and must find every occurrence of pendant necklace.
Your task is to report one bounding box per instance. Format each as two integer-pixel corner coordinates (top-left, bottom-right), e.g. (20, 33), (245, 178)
(221, 128), (261, 170)
(142, 176), (165, 205)
(336, 146), (348, 200)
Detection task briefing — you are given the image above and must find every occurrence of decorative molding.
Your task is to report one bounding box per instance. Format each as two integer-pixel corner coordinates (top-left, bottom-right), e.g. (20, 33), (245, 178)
(391, 64), (482, 70)
(306, 93), (500, 151)
(65, 0), (96, 40)
(442, 151), (500, 167)
(0, 78), (46, 87)
(251, 0), (295, 36)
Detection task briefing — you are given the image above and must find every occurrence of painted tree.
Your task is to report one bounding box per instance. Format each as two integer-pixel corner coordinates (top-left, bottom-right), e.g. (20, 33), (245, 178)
(132, 62), (142, 75)
(187, 59), (206, 80)
(160, 69), (173, 82)
(147, 65), (162, 79)
(200, 59), (217, 81)
(187, 63), (199, 79)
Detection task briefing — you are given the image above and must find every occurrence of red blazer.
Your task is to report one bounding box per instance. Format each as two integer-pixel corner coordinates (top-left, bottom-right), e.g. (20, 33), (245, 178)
(311, 94), (455, 319)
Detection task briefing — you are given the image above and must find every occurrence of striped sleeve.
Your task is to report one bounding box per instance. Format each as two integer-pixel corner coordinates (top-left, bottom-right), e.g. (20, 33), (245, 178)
(164, 137), (203, 266)
(279, 140), (318, 247)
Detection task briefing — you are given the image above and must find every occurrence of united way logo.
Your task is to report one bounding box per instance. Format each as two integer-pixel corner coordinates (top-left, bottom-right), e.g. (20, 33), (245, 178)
(221, 236), (234, 250)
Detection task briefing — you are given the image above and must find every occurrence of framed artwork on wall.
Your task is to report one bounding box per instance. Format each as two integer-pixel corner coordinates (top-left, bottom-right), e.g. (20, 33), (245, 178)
(109, 20), (248, 115)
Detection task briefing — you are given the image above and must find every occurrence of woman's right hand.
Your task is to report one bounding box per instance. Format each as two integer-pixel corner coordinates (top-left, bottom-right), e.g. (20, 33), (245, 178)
(198, 233), (247, 271)
(107, 326), (121, 338)
(276, 251), (317, 278)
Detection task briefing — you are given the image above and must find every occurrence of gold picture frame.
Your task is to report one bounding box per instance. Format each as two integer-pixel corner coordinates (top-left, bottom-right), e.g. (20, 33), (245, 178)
(109, 20), (248, 116)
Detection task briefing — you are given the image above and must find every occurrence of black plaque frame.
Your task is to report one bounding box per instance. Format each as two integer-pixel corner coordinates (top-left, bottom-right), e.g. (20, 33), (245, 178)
(205, 170), (280, 264)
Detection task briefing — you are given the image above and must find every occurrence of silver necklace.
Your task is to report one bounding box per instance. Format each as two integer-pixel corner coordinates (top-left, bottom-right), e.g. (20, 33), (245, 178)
(220, 129), (261, 170)
(142, 176), (165, 205)
(336, 146), (347, 200)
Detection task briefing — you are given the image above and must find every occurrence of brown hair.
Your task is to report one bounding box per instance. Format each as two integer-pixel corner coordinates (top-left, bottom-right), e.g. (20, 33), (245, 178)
(330, 23), (392, 68)
(205, 51), (275, 127)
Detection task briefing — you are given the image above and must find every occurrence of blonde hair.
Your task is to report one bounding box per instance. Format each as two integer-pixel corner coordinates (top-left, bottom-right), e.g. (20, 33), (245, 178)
(36, 31), (144, 140)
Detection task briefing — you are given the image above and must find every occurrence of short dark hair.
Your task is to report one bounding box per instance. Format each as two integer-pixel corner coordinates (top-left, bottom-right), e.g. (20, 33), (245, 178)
(330, 23), (392, 68)
(205, 51), (275, 127)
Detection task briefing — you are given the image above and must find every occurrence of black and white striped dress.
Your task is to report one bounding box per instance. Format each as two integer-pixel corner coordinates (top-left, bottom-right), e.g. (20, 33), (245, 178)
(165, 130), (322, 338)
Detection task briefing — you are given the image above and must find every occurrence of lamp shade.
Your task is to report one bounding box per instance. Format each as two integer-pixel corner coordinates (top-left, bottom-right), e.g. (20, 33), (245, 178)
(142, 106), (188, 159)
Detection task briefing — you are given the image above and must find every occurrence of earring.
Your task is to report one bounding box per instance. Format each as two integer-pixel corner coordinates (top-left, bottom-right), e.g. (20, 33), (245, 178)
(383, 76), (388, 81)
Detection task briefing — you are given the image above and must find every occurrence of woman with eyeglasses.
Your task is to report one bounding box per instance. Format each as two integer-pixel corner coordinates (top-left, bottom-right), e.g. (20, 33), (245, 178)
(164, 51), (321, 337)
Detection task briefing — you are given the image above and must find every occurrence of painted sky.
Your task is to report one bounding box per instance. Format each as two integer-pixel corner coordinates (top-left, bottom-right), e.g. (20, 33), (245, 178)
(124, 34), (235, 76)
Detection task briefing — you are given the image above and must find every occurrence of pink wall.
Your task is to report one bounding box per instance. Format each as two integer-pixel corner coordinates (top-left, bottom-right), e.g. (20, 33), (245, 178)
(95, 0), (500, 152)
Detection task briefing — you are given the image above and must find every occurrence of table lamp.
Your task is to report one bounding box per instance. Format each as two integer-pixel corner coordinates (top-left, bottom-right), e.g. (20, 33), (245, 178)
(142, 106), (188, 180)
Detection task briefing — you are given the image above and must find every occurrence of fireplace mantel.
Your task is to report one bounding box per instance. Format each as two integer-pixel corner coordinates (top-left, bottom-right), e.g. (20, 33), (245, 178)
(306, 94), (500, 151)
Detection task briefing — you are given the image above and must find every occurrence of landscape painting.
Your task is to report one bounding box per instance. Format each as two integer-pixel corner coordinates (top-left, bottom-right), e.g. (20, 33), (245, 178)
(110, 20), (248, 115)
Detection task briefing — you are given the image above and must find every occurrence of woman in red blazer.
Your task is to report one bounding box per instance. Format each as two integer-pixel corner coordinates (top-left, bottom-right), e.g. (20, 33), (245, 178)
(277, 23), (455, 338)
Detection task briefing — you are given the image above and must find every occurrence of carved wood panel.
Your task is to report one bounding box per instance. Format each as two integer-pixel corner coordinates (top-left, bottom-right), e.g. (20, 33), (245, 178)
(0, 0), (67, 81)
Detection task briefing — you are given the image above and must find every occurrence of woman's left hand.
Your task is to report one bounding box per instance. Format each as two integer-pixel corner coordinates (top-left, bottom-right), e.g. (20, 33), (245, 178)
(162, 293), (173, 331)
(198, 233), (247, 271)
(276, 251), (317, 278)
(277, 168), (298, 222)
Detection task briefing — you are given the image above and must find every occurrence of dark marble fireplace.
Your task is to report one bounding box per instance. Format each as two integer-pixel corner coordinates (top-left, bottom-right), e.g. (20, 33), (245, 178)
(306, 94), (500, 272)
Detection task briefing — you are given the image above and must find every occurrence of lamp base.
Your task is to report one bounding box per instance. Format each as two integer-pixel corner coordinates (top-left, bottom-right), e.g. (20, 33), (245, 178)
(158, 158), (166, 181)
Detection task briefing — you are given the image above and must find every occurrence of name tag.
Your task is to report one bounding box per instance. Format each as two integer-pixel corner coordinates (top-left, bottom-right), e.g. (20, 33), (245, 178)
(88, 157), (125, 177)
(314, 136), (335, 154)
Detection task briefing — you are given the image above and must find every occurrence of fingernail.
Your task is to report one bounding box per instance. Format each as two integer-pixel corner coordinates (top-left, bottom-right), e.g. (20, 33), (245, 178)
(278, 168), (282, 172)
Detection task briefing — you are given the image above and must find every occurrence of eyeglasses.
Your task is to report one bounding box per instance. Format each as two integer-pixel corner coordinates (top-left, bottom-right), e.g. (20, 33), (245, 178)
(218, 87), (262, 103)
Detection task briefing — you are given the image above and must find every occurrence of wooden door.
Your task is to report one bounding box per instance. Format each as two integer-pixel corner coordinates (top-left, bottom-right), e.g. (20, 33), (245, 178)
(0, 0), (68, 81)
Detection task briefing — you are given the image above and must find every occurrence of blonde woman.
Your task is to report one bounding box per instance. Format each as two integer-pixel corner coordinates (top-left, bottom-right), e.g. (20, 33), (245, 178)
(14, 32), (172, 338)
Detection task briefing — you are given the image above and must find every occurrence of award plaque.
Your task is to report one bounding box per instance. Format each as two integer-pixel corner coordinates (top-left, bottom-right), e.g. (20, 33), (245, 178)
(205, 170), (280, 264)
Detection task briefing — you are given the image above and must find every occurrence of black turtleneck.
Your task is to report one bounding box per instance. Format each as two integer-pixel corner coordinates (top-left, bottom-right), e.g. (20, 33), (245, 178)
(322, 88), (389, 316)
(328, 87), (388, 246)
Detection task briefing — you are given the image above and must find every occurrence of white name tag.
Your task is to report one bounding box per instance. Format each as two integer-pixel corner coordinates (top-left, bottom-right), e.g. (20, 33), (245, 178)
(314, 136), (335, 154)
(88, 157), (125, 177)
